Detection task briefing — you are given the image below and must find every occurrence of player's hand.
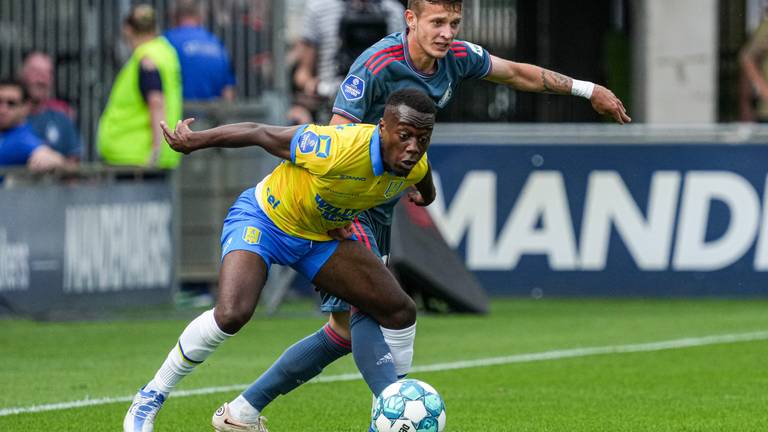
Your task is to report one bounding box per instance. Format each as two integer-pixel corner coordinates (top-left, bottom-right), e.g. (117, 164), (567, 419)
(161, 118), (197, 154)
(590, 85), (631, 124)
(408, 189), (430, 206)
(327, 224), (355, 241)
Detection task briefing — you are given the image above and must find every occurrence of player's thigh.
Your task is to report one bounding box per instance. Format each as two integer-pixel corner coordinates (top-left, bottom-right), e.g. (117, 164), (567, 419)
(214, 250), (268, 333)
(313, 240), (414, 329)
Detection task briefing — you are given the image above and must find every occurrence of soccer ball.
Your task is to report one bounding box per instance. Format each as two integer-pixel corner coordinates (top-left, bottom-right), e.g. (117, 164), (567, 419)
(371, 379), (446, 432)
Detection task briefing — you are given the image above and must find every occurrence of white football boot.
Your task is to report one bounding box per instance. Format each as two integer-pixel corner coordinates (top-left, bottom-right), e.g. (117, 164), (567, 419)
(123, 386), (167, 432)
(212, 403), (269, 432)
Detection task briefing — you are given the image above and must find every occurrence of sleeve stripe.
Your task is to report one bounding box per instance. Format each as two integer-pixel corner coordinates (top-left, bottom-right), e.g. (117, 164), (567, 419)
(332, 108), (362, 123)
(372, 56), (404, 75)
(367, 50), (404, 71)
(364, 44), (404, 67)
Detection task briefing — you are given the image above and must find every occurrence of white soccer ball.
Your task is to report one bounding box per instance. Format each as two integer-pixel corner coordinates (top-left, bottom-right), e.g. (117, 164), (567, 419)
(371, 379), (446, 432)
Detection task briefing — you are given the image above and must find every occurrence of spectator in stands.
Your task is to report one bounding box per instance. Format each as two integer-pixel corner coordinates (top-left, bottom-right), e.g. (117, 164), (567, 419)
(0, 78), (68, 172)
(18, 52), (75, 120)
(19, 52), (83, 162)
(98, 4), (183, 169)
(288, 0), (405, 124)
(164, 0), (236, 102)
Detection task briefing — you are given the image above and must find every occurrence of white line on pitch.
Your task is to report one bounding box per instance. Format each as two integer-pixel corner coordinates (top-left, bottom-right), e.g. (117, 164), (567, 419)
(2, 330), (767, 417)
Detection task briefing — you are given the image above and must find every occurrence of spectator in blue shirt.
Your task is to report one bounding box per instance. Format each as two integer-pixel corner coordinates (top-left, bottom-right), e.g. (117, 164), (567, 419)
(164, 0), (236, 102)
(20, 52), (84, 162)
(0, 78), (68, 171)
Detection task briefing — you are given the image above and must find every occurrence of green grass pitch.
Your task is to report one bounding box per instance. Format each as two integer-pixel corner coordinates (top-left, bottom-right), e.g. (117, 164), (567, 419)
(1, 298), (767, 431)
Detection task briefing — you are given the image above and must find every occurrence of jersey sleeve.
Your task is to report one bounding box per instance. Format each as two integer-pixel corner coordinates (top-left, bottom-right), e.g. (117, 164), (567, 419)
(289, 124), (343, 175)
(453, 40), (492, 80)
(331, 54), (379, 123)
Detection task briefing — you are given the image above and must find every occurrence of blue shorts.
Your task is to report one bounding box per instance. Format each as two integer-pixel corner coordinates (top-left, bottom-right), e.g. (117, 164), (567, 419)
(220, 188), (340, 281)
(319, 210), (390, 313)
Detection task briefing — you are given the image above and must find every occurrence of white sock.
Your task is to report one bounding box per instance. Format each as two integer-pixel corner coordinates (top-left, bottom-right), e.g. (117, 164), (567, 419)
(228, 395), (261, 422)
(146, 309), (231, 394)
(380, 322), (416, 378)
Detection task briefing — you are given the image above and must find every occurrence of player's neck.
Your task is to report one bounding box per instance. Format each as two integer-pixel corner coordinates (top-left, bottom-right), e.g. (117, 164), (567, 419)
(406, 34), (437, 74)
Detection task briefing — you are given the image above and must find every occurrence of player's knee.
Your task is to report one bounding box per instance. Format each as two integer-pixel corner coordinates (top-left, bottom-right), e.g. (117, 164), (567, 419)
(214, 303), (255, 334)
(380, 296), (416, 329)
(329, 312), (351, 340)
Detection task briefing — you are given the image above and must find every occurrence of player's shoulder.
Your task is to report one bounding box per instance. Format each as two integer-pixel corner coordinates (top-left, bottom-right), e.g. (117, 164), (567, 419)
(448, 39), (487, 60)
(356, 33), (406, 76)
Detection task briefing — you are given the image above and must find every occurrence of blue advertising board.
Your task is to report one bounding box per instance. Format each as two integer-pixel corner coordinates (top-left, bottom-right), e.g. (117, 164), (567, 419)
(426, 125), (768, 297)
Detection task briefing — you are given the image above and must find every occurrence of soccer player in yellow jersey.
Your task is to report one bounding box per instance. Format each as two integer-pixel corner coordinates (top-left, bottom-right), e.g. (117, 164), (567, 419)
(123, 88), (436, 432)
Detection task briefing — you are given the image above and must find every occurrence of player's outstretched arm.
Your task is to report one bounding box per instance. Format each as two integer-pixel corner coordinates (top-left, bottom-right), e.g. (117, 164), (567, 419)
(160, 118), (301, 160)
(485, 55), (631, 124)
(408, 164), (436, 207)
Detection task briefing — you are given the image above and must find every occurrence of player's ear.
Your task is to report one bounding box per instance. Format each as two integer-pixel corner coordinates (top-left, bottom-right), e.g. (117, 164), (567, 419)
(405, 9), (416, 30)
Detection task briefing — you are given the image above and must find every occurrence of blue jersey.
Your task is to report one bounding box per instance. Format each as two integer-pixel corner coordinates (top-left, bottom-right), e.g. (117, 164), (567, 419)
(164, 26), (236, 101)
(331, 31), (492, 223)
(333, 32), (492, 124)
(28, 110), (82, 159)
(0, 123), (43, 166)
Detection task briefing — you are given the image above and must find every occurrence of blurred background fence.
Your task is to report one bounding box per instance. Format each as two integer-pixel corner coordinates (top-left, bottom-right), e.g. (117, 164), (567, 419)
(0, 0), (285, 160)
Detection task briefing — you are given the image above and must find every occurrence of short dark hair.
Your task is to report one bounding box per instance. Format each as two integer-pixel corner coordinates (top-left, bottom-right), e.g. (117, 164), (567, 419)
(124, 4), (157, 35)
(0, 77), (29, 101)
(385, 88), (437, 116)
(407, 0), (463, 14)
(173, 0), (203, 22)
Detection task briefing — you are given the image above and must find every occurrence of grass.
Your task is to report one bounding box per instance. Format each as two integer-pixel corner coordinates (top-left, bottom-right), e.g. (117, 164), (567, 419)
(1, 298), (767, 431)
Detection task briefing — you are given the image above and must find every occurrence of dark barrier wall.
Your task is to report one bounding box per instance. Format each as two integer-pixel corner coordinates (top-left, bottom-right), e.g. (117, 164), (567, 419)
(0, 180), (175, 316)
(426, 124), (768, 297)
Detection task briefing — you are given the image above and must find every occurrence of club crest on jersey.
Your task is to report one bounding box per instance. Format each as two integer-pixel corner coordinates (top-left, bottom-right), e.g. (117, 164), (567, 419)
(297, 130), (319, 154)
(464, 41), (484, 57)
(243, 226), (261, 245)
(383, 180), (405, 199)
(341, 75), (365, 101)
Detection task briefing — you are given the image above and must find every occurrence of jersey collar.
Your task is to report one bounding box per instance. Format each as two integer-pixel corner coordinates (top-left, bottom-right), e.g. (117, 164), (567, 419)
(370, 126), (384, 176)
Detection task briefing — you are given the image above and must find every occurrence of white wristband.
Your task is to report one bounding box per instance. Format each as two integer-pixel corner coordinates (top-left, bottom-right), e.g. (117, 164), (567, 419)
(571, 79), (595, 99)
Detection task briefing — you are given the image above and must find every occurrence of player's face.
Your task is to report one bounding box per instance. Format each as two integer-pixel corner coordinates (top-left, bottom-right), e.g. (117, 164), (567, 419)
(408, 2), (463, 59)
(0, 86), (28, 131)
(379, 105), (434, 177)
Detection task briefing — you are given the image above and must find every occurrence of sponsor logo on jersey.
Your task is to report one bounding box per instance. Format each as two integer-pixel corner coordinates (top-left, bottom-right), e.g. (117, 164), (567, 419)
(438, 81), (453, 108)
(243, 226), (262, 245)
(384, 180), (405, 199)
(297, 131), (319, 154)
(341, 75), (365, 101)
(464, 41), (484, 57)
(340, 174), (367, 181)
(315, 194), (358, 223)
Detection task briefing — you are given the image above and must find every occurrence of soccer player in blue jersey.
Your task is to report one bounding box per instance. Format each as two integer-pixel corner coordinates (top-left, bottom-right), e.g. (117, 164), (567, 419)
(123, 88), (437, 432)
(213, 1), (632, 430)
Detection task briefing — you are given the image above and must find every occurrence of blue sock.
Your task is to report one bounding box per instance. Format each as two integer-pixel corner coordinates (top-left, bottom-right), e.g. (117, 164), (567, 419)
(351, 311), (398, 397)
(242, 324), (351, 411)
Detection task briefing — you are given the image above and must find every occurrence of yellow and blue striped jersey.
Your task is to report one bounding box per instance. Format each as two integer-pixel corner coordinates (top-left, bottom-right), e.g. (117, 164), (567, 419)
(257, 123), (429, 241)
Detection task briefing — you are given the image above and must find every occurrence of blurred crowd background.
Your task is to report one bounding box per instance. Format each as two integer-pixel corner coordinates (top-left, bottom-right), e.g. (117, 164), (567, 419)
(1, 0), (763, 163)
